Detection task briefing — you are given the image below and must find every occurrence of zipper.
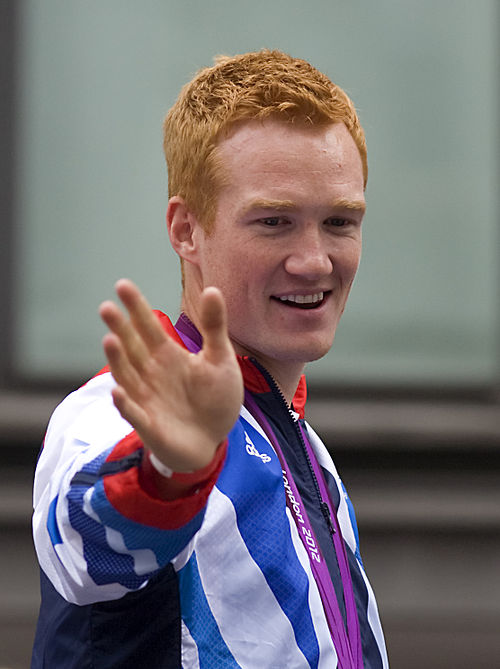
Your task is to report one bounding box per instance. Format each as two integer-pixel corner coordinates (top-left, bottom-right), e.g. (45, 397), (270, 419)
(320, 501), (335, 536)
(250, 358), (336, 536)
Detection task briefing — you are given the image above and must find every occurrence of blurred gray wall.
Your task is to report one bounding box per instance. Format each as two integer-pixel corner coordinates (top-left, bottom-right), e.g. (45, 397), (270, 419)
(1, 1), (499, 667)
(11, 0), (500, 387)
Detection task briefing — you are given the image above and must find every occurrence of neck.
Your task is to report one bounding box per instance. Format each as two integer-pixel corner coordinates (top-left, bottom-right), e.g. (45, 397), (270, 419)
(233, 345), (304, 406)
(266, 369), (303, 407)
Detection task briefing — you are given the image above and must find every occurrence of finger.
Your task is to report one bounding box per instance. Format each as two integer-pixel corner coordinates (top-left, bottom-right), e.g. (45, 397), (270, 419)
(99, 298), (149, 369)
(111, 385), (150, 436)
(102, 332), (144, 391)
(115, 279), (167, 350)
(198, 287), (233, 364)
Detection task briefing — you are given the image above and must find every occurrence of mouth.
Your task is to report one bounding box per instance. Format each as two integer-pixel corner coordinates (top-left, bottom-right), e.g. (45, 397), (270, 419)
(271, 291), (330, 310)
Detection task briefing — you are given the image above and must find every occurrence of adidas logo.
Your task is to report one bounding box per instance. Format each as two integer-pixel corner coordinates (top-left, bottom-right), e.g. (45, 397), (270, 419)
(244, 432), (271, 464)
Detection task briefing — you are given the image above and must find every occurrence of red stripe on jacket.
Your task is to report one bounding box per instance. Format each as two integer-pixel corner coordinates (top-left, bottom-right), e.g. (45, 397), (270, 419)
(103, 431), (227, 530)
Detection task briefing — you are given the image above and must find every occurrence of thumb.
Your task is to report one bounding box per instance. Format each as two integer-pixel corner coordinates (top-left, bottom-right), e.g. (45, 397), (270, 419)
(198, 287), (233, 364)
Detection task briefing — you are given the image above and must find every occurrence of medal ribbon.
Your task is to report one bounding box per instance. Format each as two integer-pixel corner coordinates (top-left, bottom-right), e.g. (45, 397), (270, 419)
(297, 421), (363, 669)
(244, 391), (363, 669)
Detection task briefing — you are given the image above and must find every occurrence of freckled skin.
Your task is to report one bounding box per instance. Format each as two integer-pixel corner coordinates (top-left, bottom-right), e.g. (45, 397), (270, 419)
(181, 119), (365, 399)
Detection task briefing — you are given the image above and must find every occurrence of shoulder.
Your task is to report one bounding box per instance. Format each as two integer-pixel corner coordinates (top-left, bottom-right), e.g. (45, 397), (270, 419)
(45, 371), (129, 445)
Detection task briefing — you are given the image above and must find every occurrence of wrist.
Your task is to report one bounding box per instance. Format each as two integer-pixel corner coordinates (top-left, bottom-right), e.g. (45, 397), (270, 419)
(140, 441), (228, 500)
(148, 452), (176, 478)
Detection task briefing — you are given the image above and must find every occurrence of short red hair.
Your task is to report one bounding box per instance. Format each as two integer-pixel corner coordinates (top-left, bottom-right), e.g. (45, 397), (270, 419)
(163, 49), (367, 231)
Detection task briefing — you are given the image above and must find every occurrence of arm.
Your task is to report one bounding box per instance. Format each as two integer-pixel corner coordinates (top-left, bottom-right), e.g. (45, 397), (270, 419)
(33, 280), (243, 604)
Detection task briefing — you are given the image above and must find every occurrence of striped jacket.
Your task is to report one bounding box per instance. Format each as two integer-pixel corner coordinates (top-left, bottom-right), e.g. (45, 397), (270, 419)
(31, 313), (388, 668)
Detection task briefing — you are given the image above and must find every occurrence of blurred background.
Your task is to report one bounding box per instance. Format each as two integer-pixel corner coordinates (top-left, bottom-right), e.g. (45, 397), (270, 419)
(0, 0), (499, 666)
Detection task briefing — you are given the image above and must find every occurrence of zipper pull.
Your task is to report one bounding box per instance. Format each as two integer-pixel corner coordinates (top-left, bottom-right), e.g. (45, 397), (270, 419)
(320, 501), (336, 535)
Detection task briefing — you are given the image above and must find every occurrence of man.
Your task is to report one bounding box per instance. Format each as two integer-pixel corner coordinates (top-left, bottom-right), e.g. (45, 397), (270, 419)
(32, 50), (389, 668)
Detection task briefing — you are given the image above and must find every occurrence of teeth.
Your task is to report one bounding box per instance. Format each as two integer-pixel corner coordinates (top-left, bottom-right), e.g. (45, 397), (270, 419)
(278, 292), (324, 304)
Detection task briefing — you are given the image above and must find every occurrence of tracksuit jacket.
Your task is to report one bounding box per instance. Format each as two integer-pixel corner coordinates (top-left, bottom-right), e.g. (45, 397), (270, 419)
(31, 312), (389, 668)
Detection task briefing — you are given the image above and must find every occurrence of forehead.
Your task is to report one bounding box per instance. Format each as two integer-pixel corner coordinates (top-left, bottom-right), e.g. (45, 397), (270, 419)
(213, 119), (365, 204)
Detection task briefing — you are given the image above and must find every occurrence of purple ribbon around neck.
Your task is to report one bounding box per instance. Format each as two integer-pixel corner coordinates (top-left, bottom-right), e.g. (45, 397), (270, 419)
(298, 421), (363, 668)
(244, 391), (363, 669)
(175, 315), (363, 668)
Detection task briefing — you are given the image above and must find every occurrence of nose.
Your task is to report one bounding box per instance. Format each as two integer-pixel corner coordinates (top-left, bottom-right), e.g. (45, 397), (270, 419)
(284, 227), (333, 279)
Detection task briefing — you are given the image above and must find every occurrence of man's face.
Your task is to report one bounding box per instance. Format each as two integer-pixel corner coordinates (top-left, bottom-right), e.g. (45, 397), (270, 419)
(192, 119), (365, 377)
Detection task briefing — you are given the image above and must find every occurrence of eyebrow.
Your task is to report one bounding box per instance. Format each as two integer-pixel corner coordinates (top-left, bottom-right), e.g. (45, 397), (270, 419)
(332, 198), (366, 214)
(242, 197), (366, 215)
(242, 199), (296, 214)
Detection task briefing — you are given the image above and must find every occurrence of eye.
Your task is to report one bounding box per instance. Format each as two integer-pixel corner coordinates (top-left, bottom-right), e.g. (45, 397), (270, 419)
(259, 217), (288, 227)
(325, 217), (349, 227)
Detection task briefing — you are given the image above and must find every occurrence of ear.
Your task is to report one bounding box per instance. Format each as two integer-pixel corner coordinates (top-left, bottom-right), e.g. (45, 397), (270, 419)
(166, 196), (203, 263)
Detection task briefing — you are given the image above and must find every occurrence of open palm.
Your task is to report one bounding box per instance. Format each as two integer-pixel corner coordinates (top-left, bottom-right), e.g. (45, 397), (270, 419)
(100, 279), (243, 472)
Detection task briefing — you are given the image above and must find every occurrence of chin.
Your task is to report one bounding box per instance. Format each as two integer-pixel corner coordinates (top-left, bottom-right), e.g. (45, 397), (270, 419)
(276, 339), (335, 365)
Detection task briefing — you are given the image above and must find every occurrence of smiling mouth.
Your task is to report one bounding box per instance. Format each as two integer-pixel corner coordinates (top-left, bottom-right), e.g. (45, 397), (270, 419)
(272, 292), (328, 309)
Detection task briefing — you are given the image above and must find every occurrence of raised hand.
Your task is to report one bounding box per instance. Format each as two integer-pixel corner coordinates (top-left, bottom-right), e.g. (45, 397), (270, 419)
(99, 279), (243, 472)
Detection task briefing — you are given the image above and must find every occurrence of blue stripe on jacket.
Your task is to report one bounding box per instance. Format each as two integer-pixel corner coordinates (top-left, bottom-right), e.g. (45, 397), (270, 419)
(66, 450), (205, 588)
(218, 418), (321, 668)
(178, 553), (241, 668)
